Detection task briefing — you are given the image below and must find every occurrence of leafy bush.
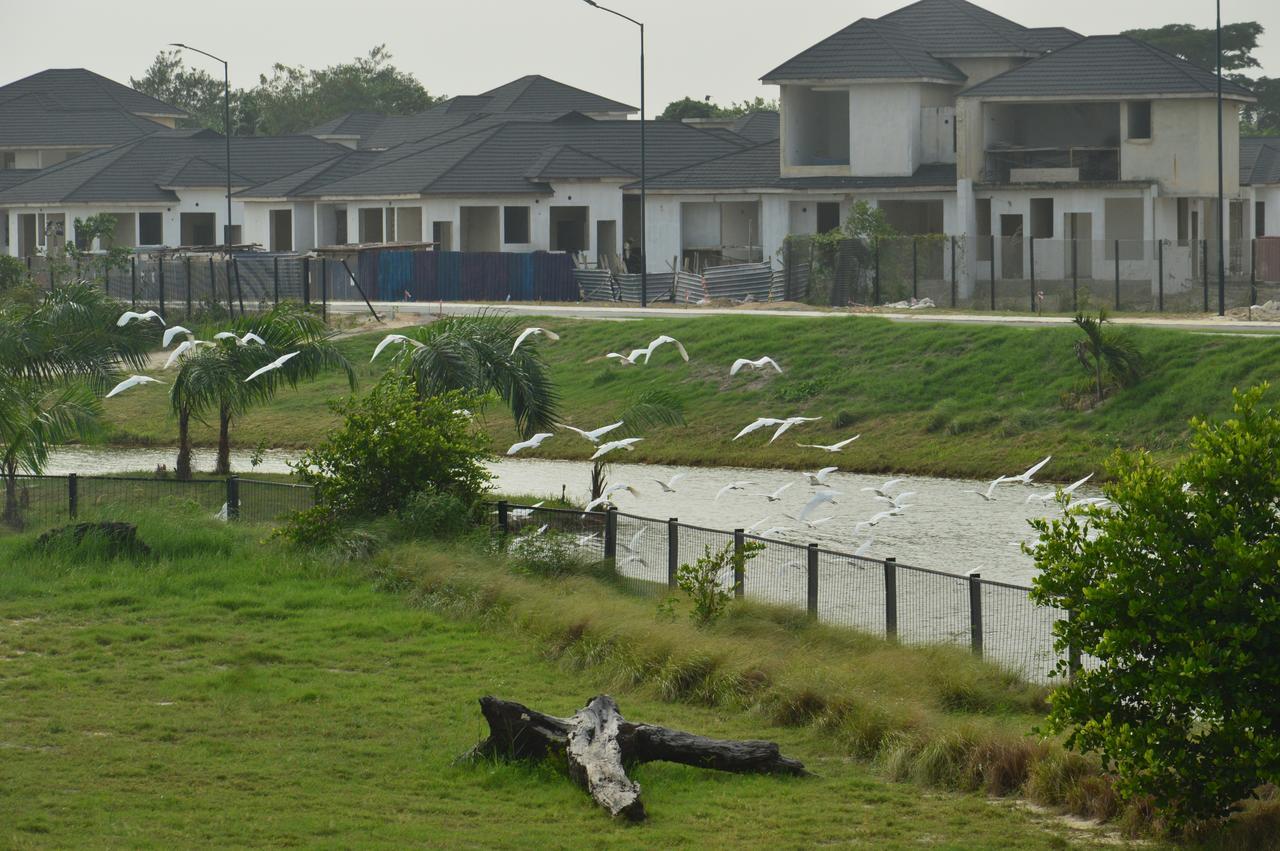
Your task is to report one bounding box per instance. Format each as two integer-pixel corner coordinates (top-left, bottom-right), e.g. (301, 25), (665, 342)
(509, 530), (606, 580)
(291, 375), (490, 523)
(675, 541), (764, 626)
(396, 488), (473, 540)
(1029, 384), (1280, 827)
(0, 255), (29, 290)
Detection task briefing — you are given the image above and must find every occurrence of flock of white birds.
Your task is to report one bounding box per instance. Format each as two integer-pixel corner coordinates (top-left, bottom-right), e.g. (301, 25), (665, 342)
(106, 310), (301, 399)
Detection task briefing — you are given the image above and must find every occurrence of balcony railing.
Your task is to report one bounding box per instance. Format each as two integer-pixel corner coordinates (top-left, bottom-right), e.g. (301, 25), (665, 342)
(982, 146), (1119, 184)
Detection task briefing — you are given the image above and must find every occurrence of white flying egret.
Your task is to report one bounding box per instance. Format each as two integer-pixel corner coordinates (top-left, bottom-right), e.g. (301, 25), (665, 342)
(715, 481), (755, 501)
(105, 374), (164, 398)
(760, 482), (793, 502)
(506, 432), (554, 456)
(852, 539), (874, 558)
(215, 331), (267, 347)
(962, 476), (1006, 502)
(797, 489), (841, 521)
(370, 333), (424, 362)
(620, 528), (646, 553)
(583, 495), (615, 513)
(642, 335), (688, 363)
(244, 351), (300, 383)
(797, 435), (861, 453)
(590, 437), (643, 461)
(805, 466), (839, 486)
(603, 483), (639, 500)
(730, 356), (781, 376)
(511, 327), (560, 355)
(561, 421), (624, 444)
(162, 325), (193, 348)
(769, 416), (821, 444)
(861, 478), (903, 499)
(510, 501), (545, 519)
(854, 511), (894, 534)
(733, 417), (785, 440)
(1004, 455), (1052, 486)
(163, 338), (212, 369)
(874, 491), (916, 510)
(604, 349), (646, 366)
(116, 309), (164, 327)
(799, 516), (837, 529)
(1026, 473), (1094, 505)
(652, 473), (686, 493)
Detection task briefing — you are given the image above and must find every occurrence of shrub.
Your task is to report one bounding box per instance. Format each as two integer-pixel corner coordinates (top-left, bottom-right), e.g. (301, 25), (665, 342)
(0, 255), (29, 290)
(509, 531), (606, 580)
(1030, 384), (1280, 827)
(291, 375), (490, 522)
(396, 488), (473, 541)
(675, 541), (764, 626)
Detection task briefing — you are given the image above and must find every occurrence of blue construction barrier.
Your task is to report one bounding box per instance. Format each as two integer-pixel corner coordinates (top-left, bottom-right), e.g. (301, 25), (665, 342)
(359, 249), (578, 302)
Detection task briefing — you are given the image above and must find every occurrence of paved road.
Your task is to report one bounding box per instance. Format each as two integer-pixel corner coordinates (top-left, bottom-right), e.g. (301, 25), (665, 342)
(327, 300), (1280, 335)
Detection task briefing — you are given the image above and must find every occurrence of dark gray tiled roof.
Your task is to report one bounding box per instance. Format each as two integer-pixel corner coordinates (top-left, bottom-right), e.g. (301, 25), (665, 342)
(958, 35), (1256, 100)
(877, 0), (1040, 56)
(1241, 137), (1280, 186)
(0, 134), (347, 204)
(764, 18), (966, 83)
(633, 140), (956, 191)
(478, 75), (635, 114)
(731, 111), (781, 143)
(0, 95), (170, 148)
(524, 145), (633, 180)
(0, 68), (186, 117)
(1019, 27), (1083, 52)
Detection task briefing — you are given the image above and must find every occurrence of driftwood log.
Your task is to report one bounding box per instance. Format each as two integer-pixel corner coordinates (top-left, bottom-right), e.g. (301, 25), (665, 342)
(466, 695), (809, 821)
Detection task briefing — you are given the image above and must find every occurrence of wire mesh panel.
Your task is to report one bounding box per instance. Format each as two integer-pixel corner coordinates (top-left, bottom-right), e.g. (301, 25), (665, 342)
(1, 475), (72, 535)
(76, 476), (225, 519)
(894, 563), (971, 651)
(672, 522), (736, 589)
(615, 512), (667, 586)
(237, 479), (315, 523)
(816, 548), (886, 635)
(980, 580), (1063, 681)
(741, 534), (809, 610)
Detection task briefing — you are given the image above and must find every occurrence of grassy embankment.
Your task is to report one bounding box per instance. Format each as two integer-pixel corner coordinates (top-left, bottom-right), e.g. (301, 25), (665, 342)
(95, 315), (1280, 480)
(0, 508), (1095, 849)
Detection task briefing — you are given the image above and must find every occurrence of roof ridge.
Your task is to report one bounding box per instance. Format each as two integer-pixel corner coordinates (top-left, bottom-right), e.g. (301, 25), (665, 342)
(1117, 33), (1224, 90)
(642, 137), (778, 184)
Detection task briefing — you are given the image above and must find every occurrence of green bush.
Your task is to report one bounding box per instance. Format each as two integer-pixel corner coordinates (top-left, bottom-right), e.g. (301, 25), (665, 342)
(509, 530), (606, 580)
(291, 375), (491, 523)
(1030, 383), (1280, 827)
(0, 255), (29, 290)
(396, 488), (473, 540)
(676, 541), (764, 626)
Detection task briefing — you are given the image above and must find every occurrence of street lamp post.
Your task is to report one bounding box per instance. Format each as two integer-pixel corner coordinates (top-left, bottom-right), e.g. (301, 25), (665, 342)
(171, 43), (233, 257)
(582, 0), (647, 307)
(1214, 1), (1225, 316)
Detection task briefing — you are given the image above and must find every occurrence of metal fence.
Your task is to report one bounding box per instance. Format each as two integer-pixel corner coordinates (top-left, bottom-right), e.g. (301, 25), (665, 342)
(495, 501), (1073, 683)
(576, 262), (782, 305)
(783, 235), (1280, 313)
(0, 474), (315, 535)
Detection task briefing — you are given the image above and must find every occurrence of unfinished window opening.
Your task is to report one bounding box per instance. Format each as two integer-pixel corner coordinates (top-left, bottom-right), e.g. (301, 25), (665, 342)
(878, 200), (944, 235)
(786, 87), (849, 167)
(108, 212), (136, 249)
(1030, 198), (1054, 239)
(384, 209), (397, 243)
(269, 209), (293, 252)
(1, 152), (14, 169)
(432, 220), (453, 251)
(396, 207), (422, 243)
(975, 198), (992, 261)
(180, 212), (216, 247)
(335, 208), (349, 244)
(138, 212), (163, 246)
(1176, 198), (1190, 243)
(1258, 201), (1267, 238)
(504, 206), (531, 244)
(550, 206), (588, 253)
(358, 208), (384, 243)
(1064, 212), (1093, 278)
(1127, 101), (1152, 140)
(1000, 214), (1024, 279)
(460, 206), (500, 252)
(1104, 198), (1143, 260)
(983, 102), (1120, 182)
(816, 202), (841, 234)
(596, 220), (617, 264)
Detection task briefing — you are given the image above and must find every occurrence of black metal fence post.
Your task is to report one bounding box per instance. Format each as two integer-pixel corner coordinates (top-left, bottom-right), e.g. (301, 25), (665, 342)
(67, 473), (78, 519)
(733, 528), (745, 599)
(130, 255), (137, 308)
(1029, 237), (1036, 312)
(1250, 238), (1257, 307)
(225, 259), (234, 317)
(1202, 239), (1210, 312)
(1071, 238), (1078, 312)
(806, 543), (819, 617)
(207, 257), (215, 313)
(968, 571), (983, 657)
(988, 234), (996, 310)
(911, 237), (918, 300)
(884, 557), (898, 641)
(273, 256), (280, 306)
(302, 257), (311, 306)
(185, 256), (193, 320)
(232, 255), (245, 315)
(873, 239), (881, 305)
(667, 518), (679, 589)
(226, 476), (240, 521)
(497, 500), (509, 535)
(1114, 239), (1121, 310)
(1157, 240), (1164, 312)
(604, 507), (617, 561)
(157, 257), (166, 319)
(322, 257), (329, 322)
(949, 236), (957, 308)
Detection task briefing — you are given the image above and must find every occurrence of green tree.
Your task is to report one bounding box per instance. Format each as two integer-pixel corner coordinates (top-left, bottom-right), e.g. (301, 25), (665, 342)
(1029, 384), (1280, 827)
(0, 282), (153, 525)
(385, 312), (559, 437)
(167, 304), (354, 477)
(1243, 76), (1280, 134)
(659, 95), (778, 121)
(1072, 309), (1144, 404)
(131, 50), (242, 133)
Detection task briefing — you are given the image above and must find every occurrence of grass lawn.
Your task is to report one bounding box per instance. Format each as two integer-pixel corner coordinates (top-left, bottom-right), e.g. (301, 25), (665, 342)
(93, 314), (1280, 481)
(0, 510), (1122, 849)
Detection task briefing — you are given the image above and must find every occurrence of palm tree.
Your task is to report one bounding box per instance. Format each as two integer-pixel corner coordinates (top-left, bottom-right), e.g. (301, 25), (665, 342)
(1073, 308), (1144, 404)
(390, 312), (560, 436)
(0, 281), (154, 525)
(589, 388), (686, 500)
(168, 304), (355, 477)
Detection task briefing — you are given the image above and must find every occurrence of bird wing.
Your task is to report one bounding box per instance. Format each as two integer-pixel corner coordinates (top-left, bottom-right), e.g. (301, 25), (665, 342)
(506, 439), (530, 455)
(715, 484), (734, 501)
(1021, 455), (1052, 480)
(241, 332), (266, 346)
(589, 443), (615, 461)
(769, 421), (797, 443)
(244, 363), (274, 383)
(667, 473), (686, 488)
(116, 311), (139, 327)
(763, 357), (782, 373)
(164, 340), (192, 369)
(730, 358), (750, 376)
(627, 529), (646, 550)
(671, 338), (689, 361)
(371, 334), (407, 362)
(733, 418), (769, 440)
(214, 331), (237, 340)
(834, 435), (860, 449)
(588, 421), (624, 440)
(162, 326), (190, 348)
(818, 466), (838, 478)
(511, 327), (539, 355)
(1062, 473), (1094, 495)
(770, 482), (793, 499)
(560, 425), (591, 439)
(105, 376), (138, 398)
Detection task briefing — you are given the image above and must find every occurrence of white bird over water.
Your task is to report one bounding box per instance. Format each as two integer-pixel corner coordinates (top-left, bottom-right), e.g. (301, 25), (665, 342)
(583, 495), (615, 513)
(769, 416), (822, 443)
(759, 482), (793, 502)
(1027, 473), (1094, 505)
(1005, 455), (1052, 486)
(854, 511), (895, 534)
(652, 473), (686, 493)
(603, 483), (639, 500)
(506, 432), (554, 455)
(591, 437), (643, 461)
(642, 335), (689, 363)
(861, 478), (903, 499)
(370, 333), (424, 362)
(510, 501), (545, 519)
(116, 309), (164, 327)
(730, 356), (781, 376)
(805, 466), (839, 486)
(962, 477), (1007, 502)
(797, 489), (841, 521)
(511, 327), (560, 355)
(716, 481), (756, 501)
(797, 435), (860, 453)
(875, 492), (916, 512)
(163, 338), (212, 369)
(733, 417), (785, 441)
(620, 528), (647, 553)
(561, 421), (624, 444)
(162, 325), (193, 348)
(105, 374), (163, 398)
(244, 351), (300, 383)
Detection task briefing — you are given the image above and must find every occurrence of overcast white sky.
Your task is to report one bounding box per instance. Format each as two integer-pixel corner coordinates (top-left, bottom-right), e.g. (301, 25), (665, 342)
(4, 1), (1278, 110)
